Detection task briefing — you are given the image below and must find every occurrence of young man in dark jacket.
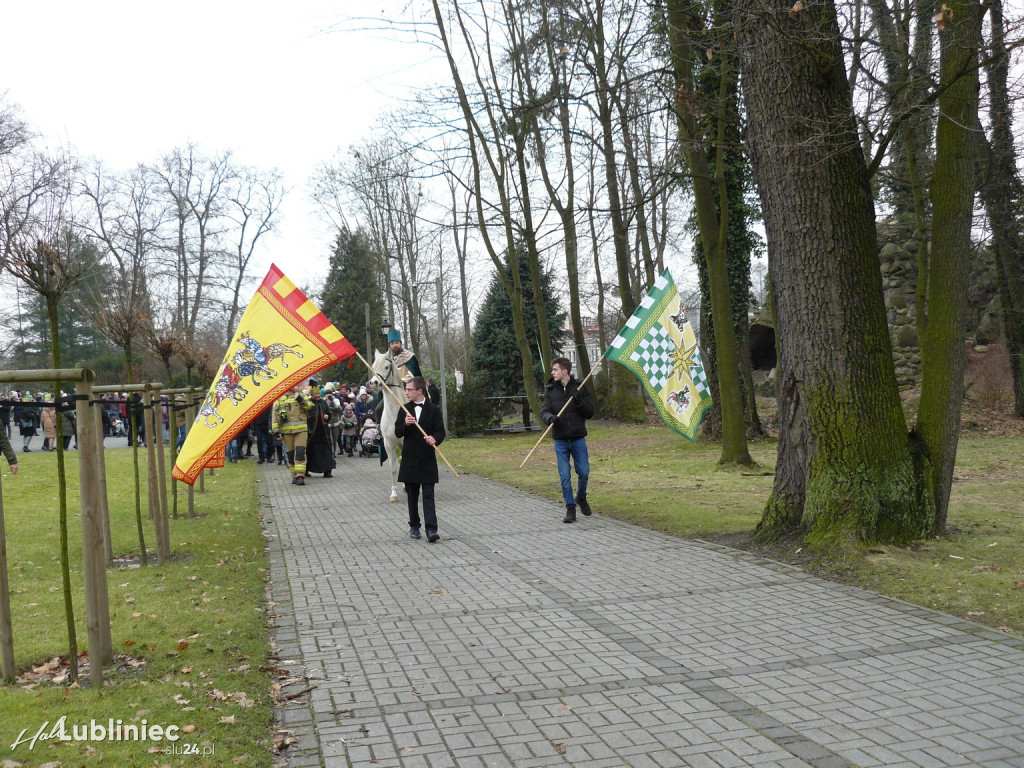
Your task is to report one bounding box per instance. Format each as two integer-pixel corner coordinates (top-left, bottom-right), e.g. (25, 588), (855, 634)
(540, 357), (595, 523)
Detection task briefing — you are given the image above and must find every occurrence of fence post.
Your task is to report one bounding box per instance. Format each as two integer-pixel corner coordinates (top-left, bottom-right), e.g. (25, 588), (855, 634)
(76, 376), (113, 680)
(91, 397), (113, 565)
(153, 387), (169, 539)
(187, 388), (199, 516)
(144, 385), (167, 564)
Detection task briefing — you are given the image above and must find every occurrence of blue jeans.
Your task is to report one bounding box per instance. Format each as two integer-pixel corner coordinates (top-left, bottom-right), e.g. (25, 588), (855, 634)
(554, 437), (589, 506)
(227, 439), (238, 462)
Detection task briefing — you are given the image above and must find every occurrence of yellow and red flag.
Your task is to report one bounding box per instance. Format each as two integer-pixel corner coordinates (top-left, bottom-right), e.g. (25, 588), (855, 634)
(172, 264), (356, 485)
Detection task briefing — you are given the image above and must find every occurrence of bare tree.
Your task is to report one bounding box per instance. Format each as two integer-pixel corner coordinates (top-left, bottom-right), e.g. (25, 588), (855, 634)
(152, 144), (233, 350)
(1, 141), (93, 681)
(79, 160), (161, 566)
(667, 0), (754, 465)
(221, 166), (283, 345)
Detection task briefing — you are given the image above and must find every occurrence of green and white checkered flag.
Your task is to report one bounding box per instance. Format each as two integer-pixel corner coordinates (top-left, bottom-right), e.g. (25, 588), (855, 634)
(606, 270), (711, 440)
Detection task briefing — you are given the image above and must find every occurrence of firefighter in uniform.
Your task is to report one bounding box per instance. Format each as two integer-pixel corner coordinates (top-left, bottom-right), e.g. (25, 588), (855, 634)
(273, 383), (313, 485)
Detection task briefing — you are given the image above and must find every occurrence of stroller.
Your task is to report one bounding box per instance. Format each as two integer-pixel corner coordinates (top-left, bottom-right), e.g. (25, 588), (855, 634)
(359, 419), (382, 458)
(110, 416), (128, 438)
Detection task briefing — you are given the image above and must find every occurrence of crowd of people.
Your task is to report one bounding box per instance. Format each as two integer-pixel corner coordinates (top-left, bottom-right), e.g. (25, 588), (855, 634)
(1, 390), (81, 453)
(0, 390), (189, 452)
(238, 378), (393, 482)
(1, 342), (597, 544)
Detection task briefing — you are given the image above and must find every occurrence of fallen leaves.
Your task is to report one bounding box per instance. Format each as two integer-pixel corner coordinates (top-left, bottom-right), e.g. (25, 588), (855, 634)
(207, 688), (255, 708)
(272, 728), (299, 754)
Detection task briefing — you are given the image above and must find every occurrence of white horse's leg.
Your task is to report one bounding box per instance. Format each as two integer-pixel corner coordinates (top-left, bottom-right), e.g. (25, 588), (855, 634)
(388, 444), (400, 502)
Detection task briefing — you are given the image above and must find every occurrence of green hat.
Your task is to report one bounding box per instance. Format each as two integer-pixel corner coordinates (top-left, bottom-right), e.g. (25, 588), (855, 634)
(387, 329), (402, 343)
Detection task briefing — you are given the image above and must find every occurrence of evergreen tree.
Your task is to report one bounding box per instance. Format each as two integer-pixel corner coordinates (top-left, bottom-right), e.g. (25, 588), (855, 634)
(3, 237), (111, 369)
(471, 244), (568, 398)
(320, 228), (385, 369)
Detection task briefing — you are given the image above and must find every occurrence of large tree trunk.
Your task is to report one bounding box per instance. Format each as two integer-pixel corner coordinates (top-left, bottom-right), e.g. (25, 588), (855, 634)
(735, 0), (932, 548)
(916, 0), (981, 533)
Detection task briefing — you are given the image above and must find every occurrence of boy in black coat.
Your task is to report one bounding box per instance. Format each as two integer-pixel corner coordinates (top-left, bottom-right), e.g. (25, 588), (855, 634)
(395, 377), (446, 542)
(540, 356), (595, 523)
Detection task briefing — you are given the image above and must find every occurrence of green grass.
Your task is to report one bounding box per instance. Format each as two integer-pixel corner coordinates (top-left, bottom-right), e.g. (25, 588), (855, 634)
(0, 447), (272, 766)
(446, 425), (1024, 636)
(449, 423), (777, 536)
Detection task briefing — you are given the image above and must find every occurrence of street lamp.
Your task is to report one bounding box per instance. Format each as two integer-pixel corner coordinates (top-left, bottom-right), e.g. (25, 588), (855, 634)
(380, 320), (391, 339)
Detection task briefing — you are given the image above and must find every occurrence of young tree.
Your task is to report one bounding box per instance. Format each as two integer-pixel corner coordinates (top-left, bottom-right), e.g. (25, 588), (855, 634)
(977, 0), (1024, 417)
(667, 0), (755, 466)
(916, 0), (982, 532)
(221, 166), (283, 346)
(1, 144), (94, 681)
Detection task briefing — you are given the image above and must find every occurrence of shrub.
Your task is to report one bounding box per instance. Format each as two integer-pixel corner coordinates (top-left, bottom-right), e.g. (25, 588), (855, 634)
(967, 343), (1013, 412)
(593, 371), (646, 423)
(446, 372), (500, 436)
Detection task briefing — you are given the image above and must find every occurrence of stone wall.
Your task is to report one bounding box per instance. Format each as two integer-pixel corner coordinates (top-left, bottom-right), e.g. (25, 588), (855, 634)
(878, 219), (1001, 387)
(878, 222), (921, 386)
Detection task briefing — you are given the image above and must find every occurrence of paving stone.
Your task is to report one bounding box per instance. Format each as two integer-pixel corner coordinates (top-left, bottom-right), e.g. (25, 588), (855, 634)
(263, 456), (1024, 767)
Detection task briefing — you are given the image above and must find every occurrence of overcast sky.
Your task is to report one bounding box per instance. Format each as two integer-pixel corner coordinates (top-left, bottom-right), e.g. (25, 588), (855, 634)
(0, 1), (431, 286)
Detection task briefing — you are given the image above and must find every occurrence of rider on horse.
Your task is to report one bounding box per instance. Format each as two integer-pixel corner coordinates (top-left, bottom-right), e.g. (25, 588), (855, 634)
(375, 329), (421, 423)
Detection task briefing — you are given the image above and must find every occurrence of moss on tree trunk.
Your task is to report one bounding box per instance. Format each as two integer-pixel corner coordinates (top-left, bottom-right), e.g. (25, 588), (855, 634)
(735, 0), (932, 549)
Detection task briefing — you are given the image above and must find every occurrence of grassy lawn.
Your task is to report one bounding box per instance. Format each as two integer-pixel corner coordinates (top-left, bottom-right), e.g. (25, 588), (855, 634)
(0, 446), (271, 767)
(445, 424), (1024, 637)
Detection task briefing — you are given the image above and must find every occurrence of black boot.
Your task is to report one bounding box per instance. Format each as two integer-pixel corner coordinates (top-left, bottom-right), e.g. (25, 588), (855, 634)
(563, 505), (577, 524)
(577, 498), (592, 516)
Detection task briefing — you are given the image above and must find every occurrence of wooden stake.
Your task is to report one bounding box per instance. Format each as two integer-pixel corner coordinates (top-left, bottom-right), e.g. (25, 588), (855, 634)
(76, 378), (113, 679)
(91, 398), (113, 565)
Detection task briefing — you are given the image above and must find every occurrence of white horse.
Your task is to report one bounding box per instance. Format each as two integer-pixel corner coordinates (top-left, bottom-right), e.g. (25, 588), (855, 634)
(371, 350), (403, 502)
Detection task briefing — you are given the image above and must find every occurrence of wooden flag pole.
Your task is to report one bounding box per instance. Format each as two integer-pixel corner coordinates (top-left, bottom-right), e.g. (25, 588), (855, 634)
(353, 351), (460, 478)
(520, 363), (602, 469)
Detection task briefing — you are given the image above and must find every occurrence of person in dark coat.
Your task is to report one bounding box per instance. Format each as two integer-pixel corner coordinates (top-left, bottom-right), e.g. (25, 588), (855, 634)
(395, 376), (446, 542)
(0, 394), (12, 439)
(540, 356), (595, 524)
(59, 393), (77, 450)
(13, 394), (38, 452)
(0, 425), (19, 475)
(252, 404), (274, 464)
(304, 385), (336, 478)
(128, 393), (145, 447)
(426, 378), (441, 406)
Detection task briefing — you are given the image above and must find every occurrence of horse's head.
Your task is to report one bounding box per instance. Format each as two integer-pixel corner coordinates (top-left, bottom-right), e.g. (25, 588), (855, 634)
(371, 350), (397, 388)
